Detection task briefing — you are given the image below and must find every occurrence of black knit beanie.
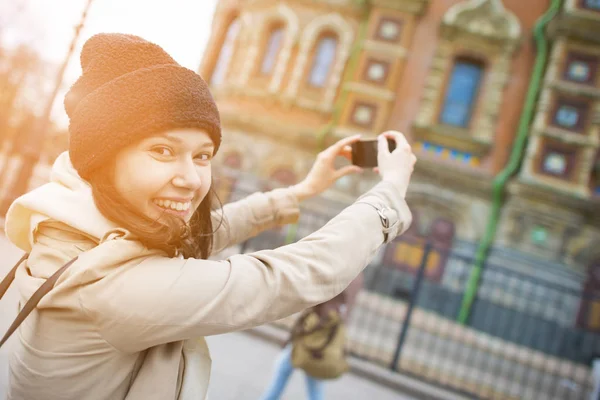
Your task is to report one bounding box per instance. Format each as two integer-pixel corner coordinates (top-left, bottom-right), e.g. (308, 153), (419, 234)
(65, 33), (221, 180)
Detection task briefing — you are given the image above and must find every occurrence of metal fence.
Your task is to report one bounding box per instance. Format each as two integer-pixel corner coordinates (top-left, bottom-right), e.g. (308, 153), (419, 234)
(227, 194), (600, 400)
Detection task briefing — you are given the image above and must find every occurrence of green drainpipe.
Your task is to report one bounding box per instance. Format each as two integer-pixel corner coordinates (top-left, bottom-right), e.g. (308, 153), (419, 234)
(286, 6), (370, 245)
(457, 0), (563, 324)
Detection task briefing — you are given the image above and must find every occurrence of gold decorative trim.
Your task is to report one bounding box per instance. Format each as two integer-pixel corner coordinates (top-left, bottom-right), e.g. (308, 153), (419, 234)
(363, 40), (408, 58)
(344, 82), (396, 101)
(294, 97), (335, 114)
(370, 0), (431, 15)
(442, 0), (521, 45)
(412, 123), (492, 156)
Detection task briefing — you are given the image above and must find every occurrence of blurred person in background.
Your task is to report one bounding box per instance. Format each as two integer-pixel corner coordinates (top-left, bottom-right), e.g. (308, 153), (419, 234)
(1, 33), (415, 400)
(259, 273), (364, 400)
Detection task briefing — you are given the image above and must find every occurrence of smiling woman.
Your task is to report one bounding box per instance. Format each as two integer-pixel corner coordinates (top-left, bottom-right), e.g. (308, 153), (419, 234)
(88, 128), (218, 259)
(1, 33), (416, 400)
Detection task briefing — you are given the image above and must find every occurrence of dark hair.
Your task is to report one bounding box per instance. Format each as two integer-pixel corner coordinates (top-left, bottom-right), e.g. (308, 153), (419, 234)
(87, 161), (221, 259)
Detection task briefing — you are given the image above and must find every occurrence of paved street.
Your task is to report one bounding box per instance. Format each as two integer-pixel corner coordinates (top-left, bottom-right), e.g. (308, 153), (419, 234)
(0, 234), (411, 399)
(206, 332), (411, 400)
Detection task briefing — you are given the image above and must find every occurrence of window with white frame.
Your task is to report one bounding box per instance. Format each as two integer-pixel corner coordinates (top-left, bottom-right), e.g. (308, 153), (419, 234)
(260, 26), (285, 75)
(211, 18), (241, 86)
(307, 35), (338, 88)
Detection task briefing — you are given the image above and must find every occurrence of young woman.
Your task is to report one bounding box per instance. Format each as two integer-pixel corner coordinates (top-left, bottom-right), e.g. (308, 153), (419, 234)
(3, 33), (415, 400)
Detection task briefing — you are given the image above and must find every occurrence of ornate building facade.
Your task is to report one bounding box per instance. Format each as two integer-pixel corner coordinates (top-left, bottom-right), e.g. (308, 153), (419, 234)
(199, 0), (600, 316)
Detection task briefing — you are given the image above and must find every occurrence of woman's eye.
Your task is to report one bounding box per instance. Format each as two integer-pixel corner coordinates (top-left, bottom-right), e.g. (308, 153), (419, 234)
(195, 154), (212, 162)
(151, 146), (174, 157)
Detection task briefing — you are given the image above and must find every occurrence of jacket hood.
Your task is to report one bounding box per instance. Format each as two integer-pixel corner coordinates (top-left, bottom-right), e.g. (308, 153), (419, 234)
(5, 151), (118, 252)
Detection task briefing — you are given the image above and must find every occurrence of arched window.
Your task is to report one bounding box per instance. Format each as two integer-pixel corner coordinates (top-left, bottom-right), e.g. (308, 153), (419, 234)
(260, 25), (285, 75)
(440, 59), (484, 128)
(211, 18), (240, 86)
(307, 35), (338, 88)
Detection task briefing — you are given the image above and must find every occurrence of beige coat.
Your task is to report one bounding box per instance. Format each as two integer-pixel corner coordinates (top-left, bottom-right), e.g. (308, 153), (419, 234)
(4, 152), (412, 400)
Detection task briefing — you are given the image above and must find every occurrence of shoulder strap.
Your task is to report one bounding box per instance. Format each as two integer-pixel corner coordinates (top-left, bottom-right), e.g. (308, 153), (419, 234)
(0, 254), (28, 300)
(307, 323), (340, 354)
(0, 254), (78, 348)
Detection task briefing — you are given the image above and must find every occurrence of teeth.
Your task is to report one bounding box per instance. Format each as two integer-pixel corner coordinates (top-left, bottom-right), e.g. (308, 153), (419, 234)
(153, 199), (191, 212)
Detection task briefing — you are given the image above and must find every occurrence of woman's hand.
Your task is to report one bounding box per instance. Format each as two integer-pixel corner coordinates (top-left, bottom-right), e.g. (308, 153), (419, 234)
(291, 135), (363, 202)
(376, 131), (416, 197)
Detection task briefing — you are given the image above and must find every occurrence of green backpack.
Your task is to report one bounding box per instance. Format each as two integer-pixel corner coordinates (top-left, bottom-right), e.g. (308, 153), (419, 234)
(290, 309), (350, 380)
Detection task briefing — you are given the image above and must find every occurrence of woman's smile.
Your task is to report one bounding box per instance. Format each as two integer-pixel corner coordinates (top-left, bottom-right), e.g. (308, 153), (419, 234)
(151, 198), (193, 218)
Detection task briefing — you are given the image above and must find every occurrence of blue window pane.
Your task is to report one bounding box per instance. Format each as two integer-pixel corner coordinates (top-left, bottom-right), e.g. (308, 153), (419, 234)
(211, 19), (240, 86)
(308, 37), (338, 87)
(261, 28), (284, 75)
(440, 61), (484, 128)
(543, 152), (568, 175)
(555, 105), (580, 128)
(567, 61), (591, 82)
(585, 0), (600, 10)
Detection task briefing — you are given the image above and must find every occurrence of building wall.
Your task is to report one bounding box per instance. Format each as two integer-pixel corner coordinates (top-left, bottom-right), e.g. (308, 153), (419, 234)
(496, 0), (600, 279)
(200, 0), (599, 294)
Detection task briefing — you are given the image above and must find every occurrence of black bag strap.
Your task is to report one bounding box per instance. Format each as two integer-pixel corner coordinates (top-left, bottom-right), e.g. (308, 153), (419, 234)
(0, 253), (78, 348)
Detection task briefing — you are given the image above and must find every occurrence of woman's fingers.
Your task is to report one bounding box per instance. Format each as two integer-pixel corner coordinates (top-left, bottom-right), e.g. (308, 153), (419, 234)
(322, 134), (361, 159)
(334, 165), (363, 179)
(381, 130), (410, 151)
(340, 145), (353, 161)
(376, 130), (415, 197)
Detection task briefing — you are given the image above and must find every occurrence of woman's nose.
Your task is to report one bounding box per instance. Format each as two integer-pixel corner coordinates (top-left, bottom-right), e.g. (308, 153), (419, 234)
(172, 160), (202, 190)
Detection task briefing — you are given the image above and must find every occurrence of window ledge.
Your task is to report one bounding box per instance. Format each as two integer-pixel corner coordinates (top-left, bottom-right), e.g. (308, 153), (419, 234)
(540, 127), (597, 146)
(412, 122), (492, 156)
(548, 81), (600, 99)
(548, 12), (600, 43)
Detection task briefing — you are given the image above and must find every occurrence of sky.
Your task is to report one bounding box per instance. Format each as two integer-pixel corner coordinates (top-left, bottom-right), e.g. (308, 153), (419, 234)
(1, 0), (219, 127)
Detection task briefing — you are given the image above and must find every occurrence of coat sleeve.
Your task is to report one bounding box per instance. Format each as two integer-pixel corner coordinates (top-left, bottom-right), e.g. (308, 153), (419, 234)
(80, 181), (412, 353)
(209, 188), (300, 256)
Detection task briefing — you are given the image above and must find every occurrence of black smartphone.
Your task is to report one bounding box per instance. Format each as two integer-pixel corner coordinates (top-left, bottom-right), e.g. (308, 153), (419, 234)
(351, 138), (396, 168)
